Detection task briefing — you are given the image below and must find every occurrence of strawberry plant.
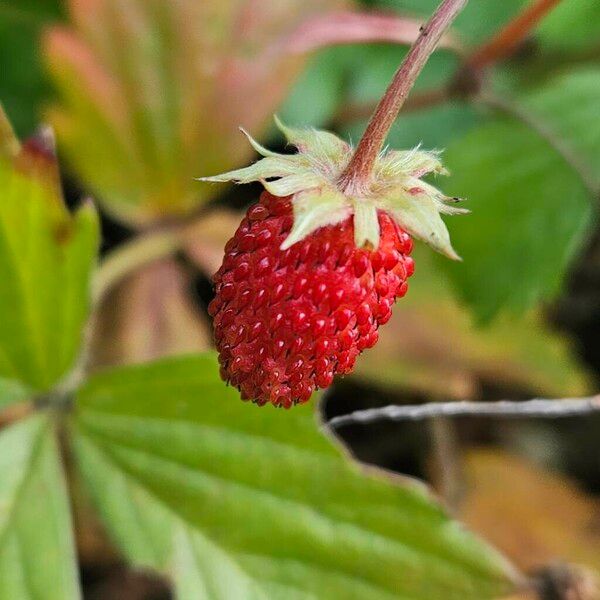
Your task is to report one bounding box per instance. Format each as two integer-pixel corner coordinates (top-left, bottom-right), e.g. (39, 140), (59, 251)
(0, 0), (600, 598)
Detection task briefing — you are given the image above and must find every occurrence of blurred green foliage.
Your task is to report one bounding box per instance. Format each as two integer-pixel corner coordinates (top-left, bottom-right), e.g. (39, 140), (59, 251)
(441, 69), (599, 320)
(0, 1), (63, 135)
(538, 0), (600, 50)
(360, 0), (528, 44)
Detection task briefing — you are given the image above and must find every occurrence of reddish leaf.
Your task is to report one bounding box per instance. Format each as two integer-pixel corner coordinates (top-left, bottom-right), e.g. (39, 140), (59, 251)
(285, 10), (460, 54)
(44, 0), (453, 225)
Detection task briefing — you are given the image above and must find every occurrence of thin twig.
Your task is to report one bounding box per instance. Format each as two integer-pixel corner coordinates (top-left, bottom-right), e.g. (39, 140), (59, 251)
(482, 93), (598, 198)
(338, 0), (468, 193)
(328, 396), (600, 428)
(467, 0), (563, 70)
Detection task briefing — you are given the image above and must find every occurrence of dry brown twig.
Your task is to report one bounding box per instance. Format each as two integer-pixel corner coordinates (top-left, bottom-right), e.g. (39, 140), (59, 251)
(328, 396), (600, 428)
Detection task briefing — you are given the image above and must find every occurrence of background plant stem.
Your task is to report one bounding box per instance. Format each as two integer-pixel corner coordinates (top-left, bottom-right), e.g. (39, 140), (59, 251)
(328, 396), (600, 428)
(467, 0), (563, 70)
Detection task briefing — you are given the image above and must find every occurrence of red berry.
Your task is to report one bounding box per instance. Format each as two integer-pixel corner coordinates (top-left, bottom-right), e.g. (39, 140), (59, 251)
(211, 192), (414, 408)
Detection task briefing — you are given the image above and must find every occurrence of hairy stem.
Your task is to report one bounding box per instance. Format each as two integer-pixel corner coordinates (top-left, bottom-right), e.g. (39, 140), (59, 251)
(467, 0), (563, 70)
(338, 0), (467, 193)
(328, 396), (600, 428)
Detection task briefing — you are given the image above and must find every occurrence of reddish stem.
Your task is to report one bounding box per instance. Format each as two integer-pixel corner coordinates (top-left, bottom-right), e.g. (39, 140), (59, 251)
(338, 0), (467, 194)
(467, 0), (562, 70)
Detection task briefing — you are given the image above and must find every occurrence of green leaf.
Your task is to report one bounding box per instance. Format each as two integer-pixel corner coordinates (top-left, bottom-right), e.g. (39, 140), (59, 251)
(438, 70), (599, 321)
(72, 354), (518, 599)
(521, 69), (600, 175)
(173, 526), (268, 600)
(279, 47), (347, 129)
(0, 128), (99, 393)
(360, 0), (527, 44)
(537, 0), (600, 51)
(0, 414), (81, 599)
(0, 377), (31, 409)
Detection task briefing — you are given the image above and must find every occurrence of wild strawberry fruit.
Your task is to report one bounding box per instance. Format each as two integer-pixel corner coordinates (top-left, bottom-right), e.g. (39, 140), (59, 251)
(201, 118), (465, 408)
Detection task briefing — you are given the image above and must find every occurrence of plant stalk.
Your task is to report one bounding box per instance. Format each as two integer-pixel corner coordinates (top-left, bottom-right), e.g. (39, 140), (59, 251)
(338, 0), (467, 194)
(467, 0), (563, 70)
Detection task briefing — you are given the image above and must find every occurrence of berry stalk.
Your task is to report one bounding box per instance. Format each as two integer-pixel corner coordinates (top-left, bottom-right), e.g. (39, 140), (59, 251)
(338, 0), (467, 194)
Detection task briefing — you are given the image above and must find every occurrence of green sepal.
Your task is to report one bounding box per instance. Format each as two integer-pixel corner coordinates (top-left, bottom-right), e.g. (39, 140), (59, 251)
(381, 190), (461, 260)
(281, 188), (350, 250)
(199, 117), (464, 259)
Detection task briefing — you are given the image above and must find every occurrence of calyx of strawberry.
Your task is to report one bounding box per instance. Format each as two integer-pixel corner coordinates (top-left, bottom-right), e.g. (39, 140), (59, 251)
(200, 117), (466, 259)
